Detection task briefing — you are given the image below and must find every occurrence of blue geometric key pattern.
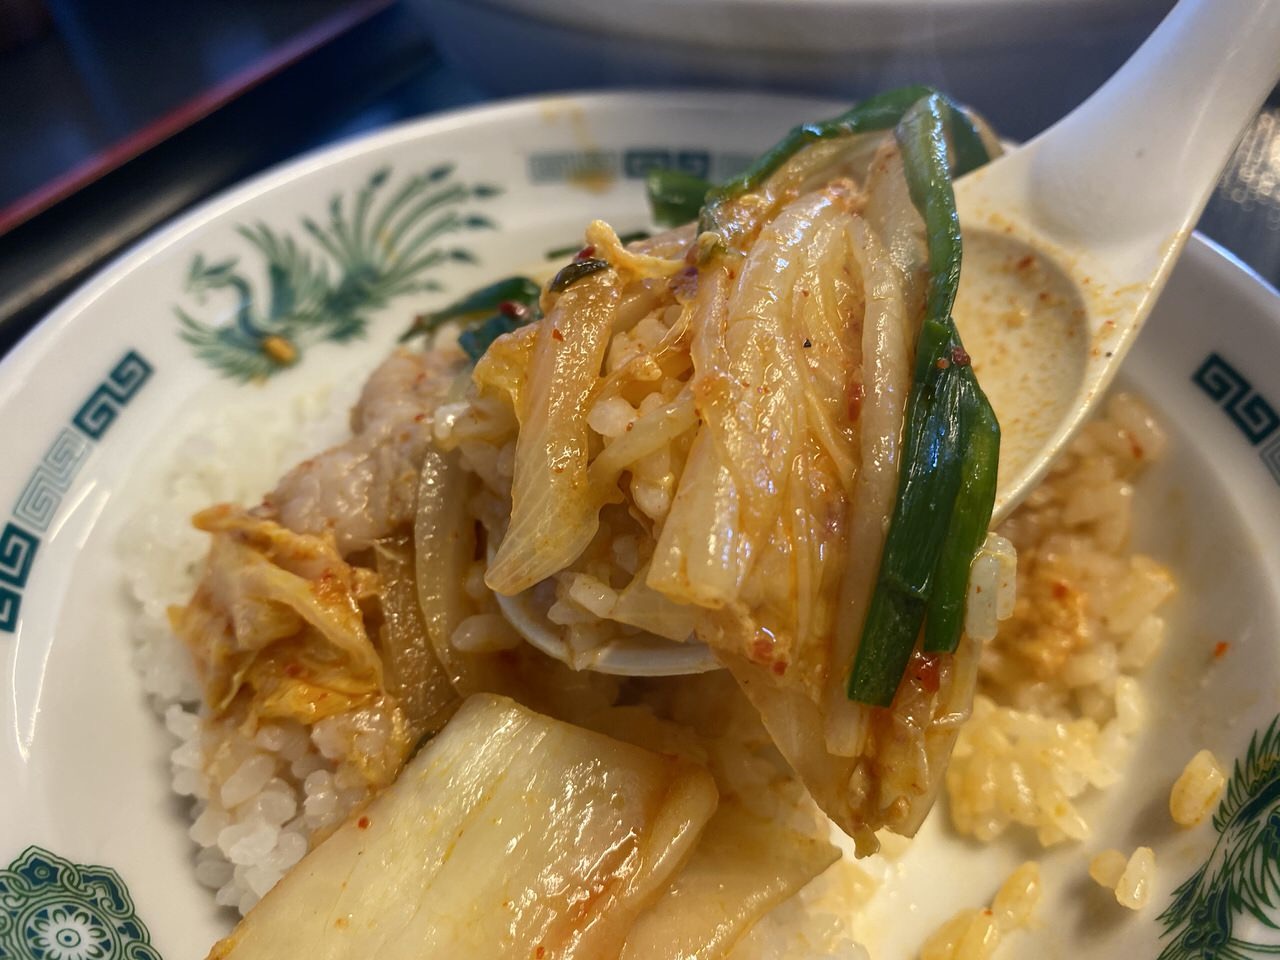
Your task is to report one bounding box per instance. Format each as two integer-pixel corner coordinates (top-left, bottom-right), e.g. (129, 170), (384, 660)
(1, 350), (153, 634)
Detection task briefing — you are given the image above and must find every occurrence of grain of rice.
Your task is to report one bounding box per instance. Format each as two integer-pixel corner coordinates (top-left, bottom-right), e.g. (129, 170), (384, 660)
(1088, 848), (1128, 889)
(1114, 847), (1155, 910)
(631, 479), (671, 521)
(567, 574), (619, 618)
(451, 613), (523, 652)
(195, 852), (234, 890)
(920, 862), (1040, 960)
(611, 536), (640, 575)
(588, 396), (637, 437)
(1170, 749), (1226, 827)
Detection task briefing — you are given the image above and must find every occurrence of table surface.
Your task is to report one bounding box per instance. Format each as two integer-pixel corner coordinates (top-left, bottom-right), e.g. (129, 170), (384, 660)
(1, 1), (1278, 359)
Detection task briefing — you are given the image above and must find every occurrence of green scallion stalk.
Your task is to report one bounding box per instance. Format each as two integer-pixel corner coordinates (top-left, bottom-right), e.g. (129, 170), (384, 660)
(646, 170), (714, 227)
(923, 396), (999, 653)
(875, 361), (972, 599)
(457, 314), (527, 362)
(399, 276), (540, 342)
(846, 93), (1001, 706)
(699, 85), (935, 236)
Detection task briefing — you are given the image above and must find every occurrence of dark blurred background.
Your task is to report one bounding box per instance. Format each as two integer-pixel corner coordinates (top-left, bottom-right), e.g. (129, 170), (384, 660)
(0, 0), (1277, 357)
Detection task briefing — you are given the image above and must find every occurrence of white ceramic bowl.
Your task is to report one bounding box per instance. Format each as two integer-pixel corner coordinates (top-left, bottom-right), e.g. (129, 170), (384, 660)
(2, 92), (1278, 958)
(420, 0), (1176, 137)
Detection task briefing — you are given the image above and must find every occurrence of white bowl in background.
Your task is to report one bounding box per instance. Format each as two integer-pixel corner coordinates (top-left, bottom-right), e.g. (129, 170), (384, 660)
(420, 0), (1176, 138)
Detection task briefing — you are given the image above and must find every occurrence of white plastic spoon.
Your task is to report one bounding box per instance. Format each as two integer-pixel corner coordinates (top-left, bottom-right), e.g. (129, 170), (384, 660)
(517, 0), (1280, 675)
(954, 0), (1280, 521)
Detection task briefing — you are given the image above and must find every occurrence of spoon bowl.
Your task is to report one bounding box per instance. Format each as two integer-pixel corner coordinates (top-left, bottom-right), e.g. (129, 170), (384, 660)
(954, 0), (1280, 520)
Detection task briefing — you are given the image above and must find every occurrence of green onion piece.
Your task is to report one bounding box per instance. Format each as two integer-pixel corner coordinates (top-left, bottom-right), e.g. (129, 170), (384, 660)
(923, 397), (999, 652)
(700, 85), (935, 235)
(549, 257), (610, 292)
(399, 276), (540, 342)
(646, 169), (714, 227)
(876, 362), (972, 598)
(941, 106), (992, 180)
(847, 589), (926, 706)
(846, 93), (1001, 706)
(458, 314), (527, 361)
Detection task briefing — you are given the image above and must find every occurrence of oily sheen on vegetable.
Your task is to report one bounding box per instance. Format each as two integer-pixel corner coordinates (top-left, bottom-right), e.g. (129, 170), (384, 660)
(177, 88), (1014, 958)
(207, 696), (837, 959)
(407, 87), (1006, 851)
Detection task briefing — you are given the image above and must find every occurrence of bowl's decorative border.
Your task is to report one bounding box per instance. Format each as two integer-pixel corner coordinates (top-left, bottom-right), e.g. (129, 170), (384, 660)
(1192, 352), (1280, 486)
(1, 350), (153, 635)
(526, 146), (754, 185)
(0, 845), (159, 960)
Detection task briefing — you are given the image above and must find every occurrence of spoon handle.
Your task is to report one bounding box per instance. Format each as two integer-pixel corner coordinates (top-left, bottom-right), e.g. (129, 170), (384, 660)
(1031, 0), (1280, 245)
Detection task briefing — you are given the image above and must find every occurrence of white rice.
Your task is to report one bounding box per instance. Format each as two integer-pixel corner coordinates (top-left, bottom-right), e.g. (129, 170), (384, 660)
(119, 384), (369, 915)
(1089, 843), (1160, 910)
(1169, 749), (1226, 827)
(919, 862), (1041, 960)
(945, 393), (1175, 847)
(121, 384), (1176, 950)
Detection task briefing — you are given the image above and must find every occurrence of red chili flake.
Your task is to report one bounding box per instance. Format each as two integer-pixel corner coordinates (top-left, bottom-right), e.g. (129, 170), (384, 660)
(1051, 581), (1070, 601)
(284, 663), (303, 678)
(498, 300), (529, 320)
(936, 358), (951, 370)
(574, 245), (596, 261)
(536, 947), (546, 959)
(751, 636), (773, 663)
(1213, 641), (1231, 660)
(911, 652), (942, 694)
(551, 327), (565, 342)
(950, 346), (971, 366)
(772, 660), (788, 677)
(357, 816), (371, 830)
(847, 380), (865, 422)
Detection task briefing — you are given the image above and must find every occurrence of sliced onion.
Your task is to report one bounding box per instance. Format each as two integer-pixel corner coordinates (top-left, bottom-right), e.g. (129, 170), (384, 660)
(824, 215), (912, 754)
(413, 444), (477, 684)
(485, 270), (620, 594)
(372, 535), (459, 740)
(861, 139), (930, 334)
